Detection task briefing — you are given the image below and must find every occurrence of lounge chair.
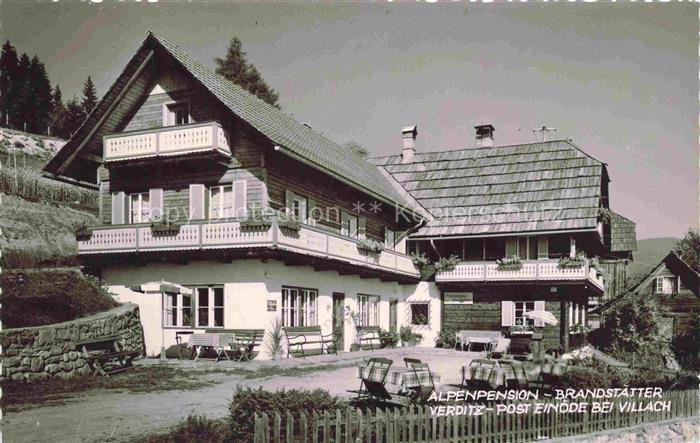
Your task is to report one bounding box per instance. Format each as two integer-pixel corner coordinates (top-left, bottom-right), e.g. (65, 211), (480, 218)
(351, 357), (393, 400)
(406, 361), (436, 404)
(403, 357), (422, 367)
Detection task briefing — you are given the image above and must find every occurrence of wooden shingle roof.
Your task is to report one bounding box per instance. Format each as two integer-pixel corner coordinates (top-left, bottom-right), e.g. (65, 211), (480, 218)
(610, 212), (637, 252)
(371, 140), (606, 237)
(44, 32), (419, 213)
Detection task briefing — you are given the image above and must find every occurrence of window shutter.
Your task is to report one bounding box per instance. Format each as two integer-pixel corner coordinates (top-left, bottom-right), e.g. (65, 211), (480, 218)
(149, 188), (163, 221)
(534, 301), (545, 327)
(506, 238), (517, 257)
(189, 184), (206, 220)
(358, 217), (367, 240)
(568, 303), (573, 327)
(537, 236), (549, 259)
(233, 180), (247, 218)
(581, 307), (586, 326)
(501, 301), (514, 327)
(307, 197), (317, 225)
(285, 189), (294, 217)
(394, 231), (407, 254)
(111, 191), (126, 225)
(384, 228), (395, 250)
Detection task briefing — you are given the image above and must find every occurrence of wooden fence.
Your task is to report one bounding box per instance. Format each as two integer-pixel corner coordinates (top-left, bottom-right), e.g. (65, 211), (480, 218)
(253, 389), (698, 442)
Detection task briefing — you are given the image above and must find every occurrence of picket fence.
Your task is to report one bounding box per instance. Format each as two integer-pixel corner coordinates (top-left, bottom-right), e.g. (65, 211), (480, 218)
(253, 389), (698, 442)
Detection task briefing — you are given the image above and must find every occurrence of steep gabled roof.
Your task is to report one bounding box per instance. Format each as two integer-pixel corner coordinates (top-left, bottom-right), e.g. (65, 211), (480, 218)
(44, 32), (418, 213)
(371, 140), (606, 237)
(610, 212), (637, 252)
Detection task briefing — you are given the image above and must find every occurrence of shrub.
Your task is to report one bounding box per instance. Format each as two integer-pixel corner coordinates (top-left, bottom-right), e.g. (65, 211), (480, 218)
(379, 328), (399, 348)
(0, 270), (119, 328)
(399, 325), (423, 344)
(227, 386), (342, 442)
(672, 314), (700, 371)
(145, 415), (227, 443)
(435, 328), (456, 348)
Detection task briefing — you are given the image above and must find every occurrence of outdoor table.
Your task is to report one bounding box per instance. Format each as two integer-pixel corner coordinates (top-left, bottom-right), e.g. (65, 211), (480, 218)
(467, 336), (497, 351)
(187, 332), (234, 361)
(357, 365), (441, 389)
(462, 359), (567, 389)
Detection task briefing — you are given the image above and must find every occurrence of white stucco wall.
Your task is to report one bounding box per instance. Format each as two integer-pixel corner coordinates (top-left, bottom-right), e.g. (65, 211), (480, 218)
(104, 259), (440, 357)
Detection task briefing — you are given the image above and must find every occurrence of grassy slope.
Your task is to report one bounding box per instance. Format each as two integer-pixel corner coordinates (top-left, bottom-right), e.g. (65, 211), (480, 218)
(627, 237), (680, 287)
(0, 129), (98, 268)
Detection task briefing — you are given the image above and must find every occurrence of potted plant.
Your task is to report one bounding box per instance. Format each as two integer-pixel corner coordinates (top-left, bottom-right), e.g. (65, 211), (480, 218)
(433, 255), (461, 273)
(150, 216), (181, 236)
(379, 329), (399, 349)
(507, 324), (534, 336)
(399, 325), (423, 347)
(74, 221), (93, 241)
(435, 328), (457, 349)
(558, 252), (586, 269)
(496, 256), (522, 271)
(357, 238), (385, 254)
(264, 318), (285, 361)
(410, 252), (436, 280)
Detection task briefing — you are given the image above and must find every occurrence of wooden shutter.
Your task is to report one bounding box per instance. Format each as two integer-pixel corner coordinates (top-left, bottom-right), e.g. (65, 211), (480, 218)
(537, 236), (549, 260)
(111, 192), (126, 225)
(233, 180), (247, 218)
(501, 301), (514, 327)
(384, 228), (395, 250)
(534, 301), (546, 327)
(358, 217), (367, 240)
(285, 189), (294, 217)
(149, 188), (163, 221)
(189, 184), (206, 220)
(505, 238), (517, 257)
(394, 231), (407, 254)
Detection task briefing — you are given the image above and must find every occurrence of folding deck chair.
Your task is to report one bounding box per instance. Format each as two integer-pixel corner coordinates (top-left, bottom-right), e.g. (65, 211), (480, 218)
(405, 361), (437, 404)
(487, 338), (511, 360)
(351, 357), (393, 401)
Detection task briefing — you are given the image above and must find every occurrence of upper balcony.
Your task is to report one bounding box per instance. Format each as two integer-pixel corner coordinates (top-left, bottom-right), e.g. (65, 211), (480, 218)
(77, 218), (419, 282)
(435, 259), (604, 292)
(103, 121), (231, 163)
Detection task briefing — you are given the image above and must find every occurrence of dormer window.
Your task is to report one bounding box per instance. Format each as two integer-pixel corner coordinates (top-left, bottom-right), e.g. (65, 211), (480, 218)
(164, 101), (190, 126)
(655, 276), (678, 295)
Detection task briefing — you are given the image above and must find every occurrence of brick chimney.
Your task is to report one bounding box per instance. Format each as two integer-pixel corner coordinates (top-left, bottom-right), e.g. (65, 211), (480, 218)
(401, 125), (417, 163)
(475, 124), (495, 148)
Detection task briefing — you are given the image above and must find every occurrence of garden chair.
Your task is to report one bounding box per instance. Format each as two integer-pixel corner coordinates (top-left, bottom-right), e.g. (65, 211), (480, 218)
(351, 357), (393, 400)
(487, 338), (511, 360)
(406, 361), (436, 404)
(175, 331), (195, 360)
(403, 357), (422, 367)
(461, 359), (497, 390)
(455, 331), (470, 351)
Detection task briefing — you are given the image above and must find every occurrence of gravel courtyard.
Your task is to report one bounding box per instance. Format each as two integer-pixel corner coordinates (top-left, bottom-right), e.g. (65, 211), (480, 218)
(2, 348), (478, 442)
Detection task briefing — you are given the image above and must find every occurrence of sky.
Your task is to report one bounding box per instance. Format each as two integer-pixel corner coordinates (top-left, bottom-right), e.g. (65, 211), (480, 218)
(1, 2), (697, 240)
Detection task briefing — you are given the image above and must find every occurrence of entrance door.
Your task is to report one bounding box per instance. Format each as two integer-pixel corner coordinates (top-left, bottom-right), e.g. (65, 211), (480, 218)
(389, 299), (398, 332)
(332, 293), (345, 350)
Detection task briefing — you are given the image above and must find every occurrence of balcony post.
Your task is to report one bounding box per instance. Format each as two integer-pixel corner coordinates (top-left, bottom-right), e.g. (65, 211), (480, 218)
(271, 217), (278, 247)
(155, 128), (160, 156)
(212, 123), (218, 150)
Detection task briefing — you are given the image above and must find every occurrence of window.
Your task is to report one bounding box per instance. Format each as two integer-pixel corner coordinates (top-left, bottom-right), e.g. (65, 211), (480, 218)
(163, 292), (193, 328)
(384, 229), (395, 251)
(164, 101), (190, 126)
(194, 287), (224, 328)
(514, 301), (535, 326)
(505, 236), (548, 260)
(129, 192), (150, 223)
(209, 185), (233, 219)
(357, 295), (379, 327)
(291, 193), (307, 221)
(341, 211), (358, 239)
(281, 287), (318, 327)
(655, 276), (677, 295)
(410, 302), (429, 326)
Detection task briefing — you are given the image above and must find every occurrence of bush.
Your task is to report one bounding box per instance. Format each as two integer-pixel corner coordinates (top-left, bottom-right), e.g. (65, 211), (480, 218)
(0, 269), (119, 328)
(435, 328), (456, 348)
(145, 415), (227, 443)
(228, 386), (342, 442)
(672, 314), (700, 371)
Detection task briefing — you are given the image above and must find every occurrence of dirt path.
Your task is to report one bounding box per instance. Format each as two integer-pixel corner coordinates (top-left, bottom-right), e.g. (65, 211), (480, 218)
(2, 348), (470, 442)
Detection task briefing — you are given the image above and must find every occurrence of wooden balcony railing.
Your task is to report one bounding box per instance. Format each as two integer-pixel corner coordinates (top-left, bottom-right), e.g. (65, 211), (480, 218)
(435, 259), (604, 291)
(77, 219), (419, 278)
(103, 121), (230, 162)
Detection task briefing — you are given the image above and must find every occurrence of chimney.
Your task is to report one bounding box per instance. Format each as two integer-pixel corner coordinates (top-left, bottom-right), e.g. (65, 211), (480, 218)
(401, 125), (417, 163)
(474, 124), (495, 148)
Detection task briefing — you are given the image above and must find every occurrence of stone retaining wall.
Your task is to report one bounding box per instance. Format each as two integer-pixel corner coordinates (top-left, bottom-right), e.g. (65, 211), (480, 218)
(1, 303), (144, 382)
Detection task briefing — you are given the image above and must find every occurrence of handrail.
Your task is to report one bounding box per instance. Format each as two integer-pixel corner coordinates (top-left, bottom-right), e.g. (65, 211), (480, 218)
(103, 120), (223, 139)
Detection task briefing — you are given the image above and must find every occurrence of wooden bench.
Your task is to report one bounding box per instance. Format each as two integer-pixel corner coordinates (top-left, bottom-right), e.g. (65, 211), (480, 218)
(74, 335), (140, 376)
(204, 328), (265, 362)
(459, 330), (502, 352)
(283, 326), (337, 358)
(357, 326), (382, 350)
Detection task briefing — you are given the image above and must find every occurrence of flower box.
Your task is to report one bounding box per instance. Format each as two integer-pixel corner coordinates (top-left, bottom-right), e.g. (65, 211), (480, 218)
(496, 256), (522, 271)
(150, 221), (181, 236)
(557, 257), (585, 269)
(75, 227), (93, 241)
(357, 238), (385, 254)
(240, 217), (272, 231)
(278, 218), (302, 232)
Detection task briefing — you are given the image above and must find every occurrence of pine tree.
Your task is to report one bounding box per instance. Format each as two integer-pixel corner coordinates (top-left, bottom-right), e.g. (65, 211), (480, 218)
(62, 97), (86, 138)
(10, 53), (31, 130)
(0, 40), (19, 127)
(50, 85), (66, 138)
(28, 55), (53, 134)
(673, 229), (700, 272)
(215, 37), (280, 108)
(81, 76), (98, 115)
